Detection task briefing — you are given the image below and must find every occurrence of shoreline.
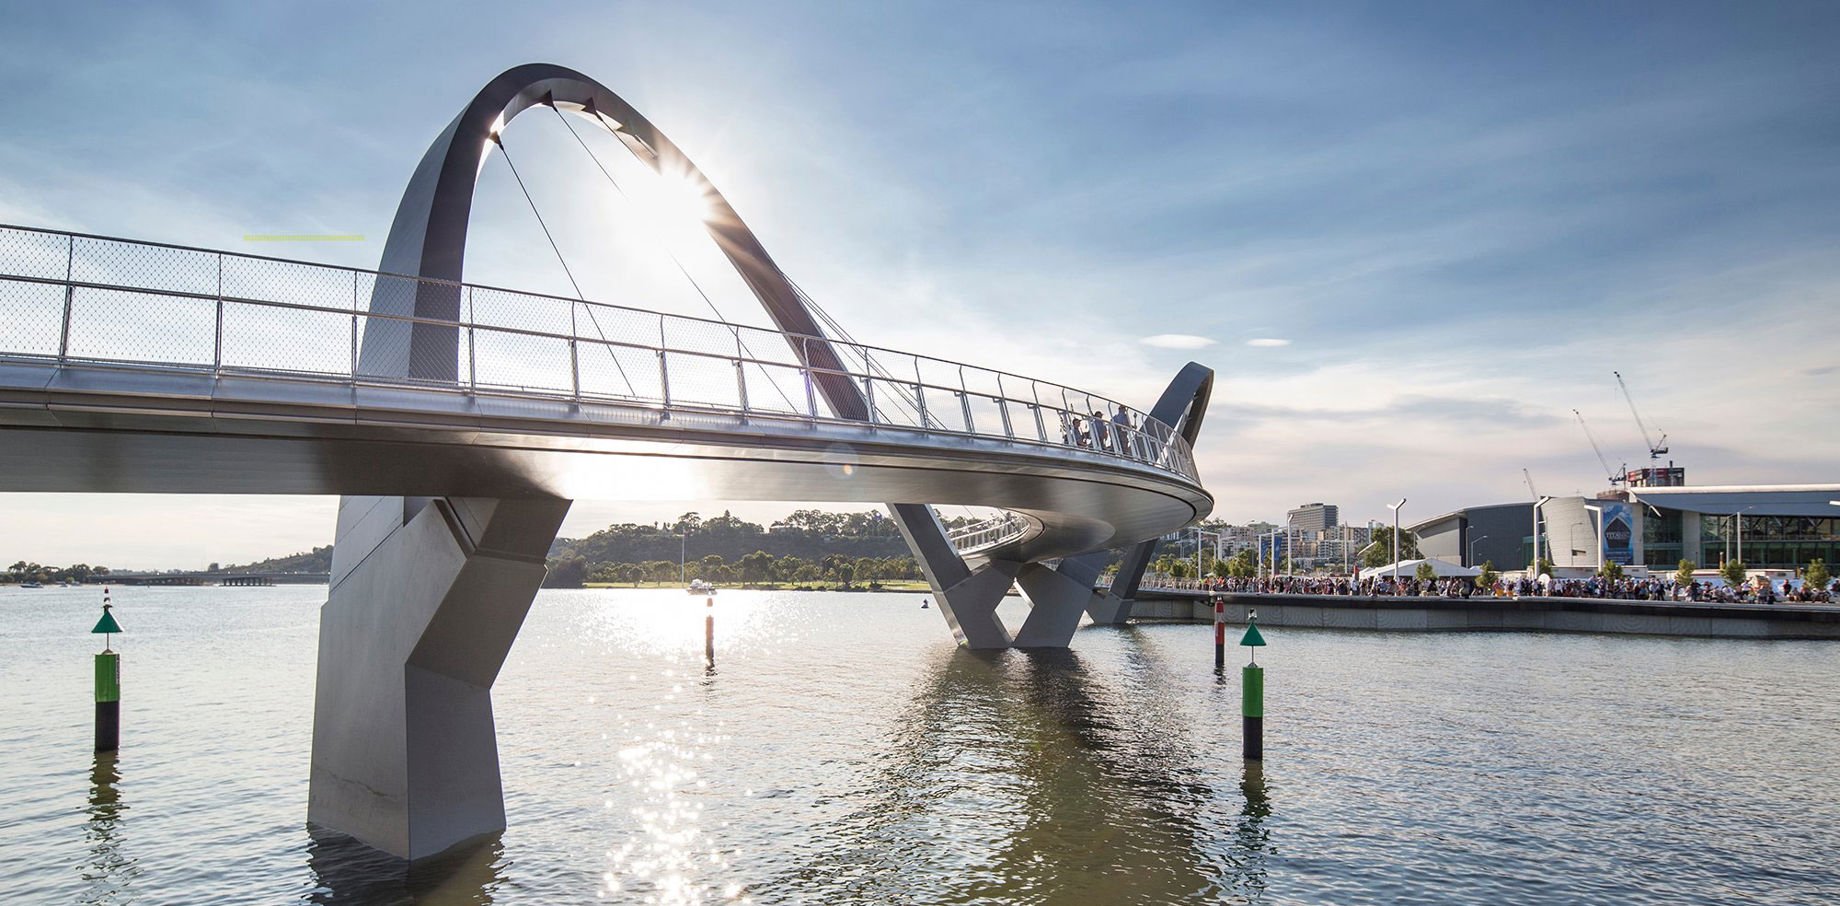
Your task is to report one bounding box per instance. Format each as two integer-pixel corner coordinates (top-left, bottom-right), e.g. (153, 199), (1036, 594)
(1127, 590), (1840, 640)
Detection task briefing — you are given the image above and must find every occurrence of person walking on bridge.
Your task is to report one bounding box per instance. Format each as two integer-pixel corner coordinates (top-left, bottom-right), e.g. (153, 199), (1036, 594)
(1110, 406), (1136, 458)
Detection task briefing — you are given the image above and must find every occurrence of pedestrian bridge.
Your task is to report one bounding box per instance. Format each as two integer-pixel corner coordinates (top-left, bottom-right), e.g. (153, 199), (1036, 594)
(0, 63), (1214, 862)
(0, 224), (1205, 560)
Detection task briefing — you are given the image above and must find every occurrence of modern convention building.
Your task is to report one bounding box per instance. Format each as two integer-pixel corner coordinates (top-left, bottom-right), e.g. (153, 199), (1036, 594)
(1408, 480), (1840, 572)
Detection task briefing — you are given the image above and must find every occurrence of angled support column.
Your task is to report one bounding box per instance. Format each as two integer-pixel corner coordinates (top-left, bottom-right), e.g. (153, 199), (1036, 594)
(1079, 543), (1158, 625)
(1012, 562), (1099, 648)
(890, 502), (1015, 649)
(1051, 551), (1128, 625)
(310, 493), (570, 861)
(1082, 361), (1215, 625)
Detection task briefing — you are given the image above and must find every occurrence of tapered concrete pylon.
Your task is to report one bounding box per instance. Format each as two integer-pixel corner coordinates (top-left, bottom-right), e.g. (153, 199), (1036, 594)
(309, 494), (569, 861)
(890, 502), (1015, 649)
(1012, 562), (1098, 648)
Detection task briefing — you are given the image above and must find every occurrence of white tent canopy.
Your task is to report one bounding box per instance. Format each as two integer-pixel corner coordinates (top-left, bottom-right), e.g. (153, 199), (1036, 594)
(1359, 557), (1481, 581)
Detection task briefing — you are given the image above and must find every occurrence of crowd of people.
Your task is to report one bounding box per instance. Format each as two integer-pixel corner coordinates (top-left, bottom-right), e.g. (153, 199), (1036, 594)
(1061, 406), (1141, 455)
(1146, 572), (1836, 604)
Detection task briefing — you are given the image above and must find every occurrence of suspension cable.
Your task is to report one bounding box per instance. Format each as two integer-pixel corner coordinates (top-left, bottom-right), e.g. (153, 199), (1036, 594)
(550, 104), (801, 413)
(784, 273), (937, 428)
(492, 133), (636, 396)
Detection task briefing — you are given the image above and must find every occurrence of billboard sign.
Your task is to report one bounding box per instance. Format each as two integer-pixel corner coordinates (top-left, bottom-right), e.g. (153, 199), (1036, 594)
(1600, 502), (1634, 566)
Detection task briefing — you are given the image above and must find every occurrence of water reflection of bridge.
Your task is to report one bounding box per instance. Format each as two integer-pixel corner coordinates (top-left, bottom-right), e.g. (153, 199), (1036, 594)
(758, 637), (1272, 903)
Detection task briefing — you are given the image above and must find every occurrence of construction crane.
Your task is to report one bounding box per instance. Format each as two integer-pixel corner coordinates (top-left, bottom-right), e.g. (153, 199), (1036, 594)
(1613, 370), (1669, 461)
(1572, 409), (1626, 487)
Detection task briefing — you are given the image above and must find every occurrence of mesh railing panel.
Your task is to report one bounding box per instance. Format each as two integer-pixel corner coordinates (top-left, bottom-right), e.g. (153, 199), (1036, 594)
(0, 224), (1202, 483)
(72, 236), (217, 297)
(66, 288), (215, 365)
(471, 326), (573, 395)
(0, 227), (72, 281)
(221, 300), (351, 376)
(0, 278), (65, 358)
(225, 255), (359, 310)
(576, 339), (660, 401)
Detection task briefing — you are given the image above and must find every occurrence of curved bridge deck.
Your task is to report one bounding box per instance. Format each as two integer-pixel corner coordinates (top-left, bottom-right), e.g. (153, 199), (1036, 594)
(0, 225), (1210, 560)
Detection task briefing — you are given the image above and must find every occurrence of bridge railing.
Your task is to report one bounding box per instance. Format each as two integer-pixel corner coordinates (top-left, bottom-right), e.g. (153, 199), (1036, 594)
(0, 225), (1199, 483)
(946, 511), (1031, 552)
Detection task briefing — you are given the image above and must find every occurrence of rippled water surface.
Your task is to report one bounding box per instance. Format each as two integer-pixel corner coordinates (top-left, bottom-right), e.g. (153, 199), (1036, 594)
(2, 585), (1837, 904)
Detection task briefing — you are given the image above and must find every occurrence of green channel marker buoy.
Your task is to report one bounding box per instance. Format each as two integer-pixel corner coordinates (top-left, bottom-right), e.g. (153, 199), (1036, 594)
(1241, 610), (1266, 761)
(92, 589), (122, 752)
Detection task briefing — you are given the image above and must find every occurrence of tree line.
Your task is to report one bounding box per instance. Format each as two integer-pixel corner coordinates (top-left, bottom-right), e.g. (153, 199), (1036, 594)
(545, 550), (923, 588)
(5, 561), (111, 584)
(542, 508), (971, 588)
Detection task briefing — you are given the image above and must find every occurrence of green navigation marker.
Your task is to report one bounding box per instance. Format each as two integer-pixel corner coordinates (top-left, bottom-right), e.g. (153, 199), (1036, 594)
(1242, 610), (1265, 761)
(92, 590), (122, 752)
(1240, 620), (1267, 649)
(92, 605), (123, 638)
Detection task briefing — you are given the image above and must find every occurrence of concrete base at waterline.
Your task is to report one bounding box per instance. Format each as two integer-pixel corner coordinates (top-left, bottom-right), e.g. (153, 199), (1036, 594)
(309, 494), (569, 860)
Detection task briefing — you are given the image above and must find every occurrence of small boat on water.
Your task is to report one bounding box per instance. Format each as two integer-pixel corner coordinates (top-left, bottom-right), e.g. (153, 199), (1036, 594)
(20, 581), (42, 589)
(687, 579), (717, 595)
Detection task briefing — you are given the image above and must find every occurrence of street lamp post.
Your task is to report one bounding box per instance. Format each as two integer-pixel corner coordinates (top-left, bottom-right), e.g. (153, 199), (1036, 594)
(1468, 534), (1489, 567)
(1731, 505), (1759, 566)
(1583, 504), (1605, 572)
(1387, 498), (1407, 582)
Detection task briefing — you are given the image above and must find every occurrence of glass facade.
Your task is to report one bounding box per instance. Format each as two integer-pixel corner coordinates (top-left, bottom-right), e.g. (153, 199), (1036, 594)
(1642, 510), (1684, 568)
(1700, 513), (1840, 570)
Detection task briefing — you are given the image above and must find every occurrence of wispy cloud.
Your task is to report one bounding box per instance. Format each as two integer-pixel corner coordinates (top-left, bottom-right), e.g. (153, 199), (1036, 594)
(1140, 334), (1216, 349)
(1246, 338), (1291, 348)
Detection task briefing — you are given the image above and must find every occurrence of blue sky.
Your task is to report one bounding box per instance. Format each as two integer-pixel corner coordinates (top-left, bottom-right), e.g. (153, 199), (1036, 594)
(2, 1), (1837, 567)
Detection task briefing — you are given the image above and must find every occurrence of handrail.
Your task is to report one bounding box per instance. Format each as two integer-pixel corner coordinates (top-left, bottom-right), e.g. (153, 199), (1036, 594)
(0, 224), (1201, 483)
(947, 511), (1031, 552)
(0, 222), (1156, 423)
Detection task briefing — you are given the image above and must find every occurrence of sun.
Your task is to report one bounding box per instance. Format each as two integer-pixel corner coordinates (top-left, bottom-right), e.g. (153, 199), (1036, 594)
(634, 167), (715, 229)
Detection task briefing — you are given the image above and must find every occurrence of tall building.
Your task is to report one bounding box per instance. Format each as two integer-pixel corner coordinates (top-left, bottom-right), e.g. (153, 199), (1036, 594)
(1287, 502), (1338, 534)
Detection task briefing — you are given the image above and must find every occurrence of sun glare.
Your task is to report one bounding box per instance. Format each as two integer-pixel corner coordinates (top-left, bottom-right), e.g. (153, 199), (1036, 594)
(635, 169), (715, 228)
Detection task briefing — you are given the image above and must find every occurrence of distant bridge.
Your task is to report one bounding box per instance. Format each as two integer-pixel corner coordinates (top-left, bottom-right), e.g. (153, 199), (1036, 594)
(106, 571), (330, 587)
(0, 64), (1212, 861)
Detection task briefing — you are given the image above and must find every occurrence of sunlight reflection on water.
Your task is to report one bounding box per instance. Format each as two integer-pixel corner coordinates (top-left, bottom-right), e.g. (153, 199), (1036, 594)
(2, 586), (1838, 905)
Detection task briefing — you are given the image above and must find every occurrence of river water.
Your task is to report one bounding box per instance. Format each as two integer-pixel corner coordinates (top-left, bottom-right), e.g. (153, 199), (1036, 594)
(1, 585), (1836, 904)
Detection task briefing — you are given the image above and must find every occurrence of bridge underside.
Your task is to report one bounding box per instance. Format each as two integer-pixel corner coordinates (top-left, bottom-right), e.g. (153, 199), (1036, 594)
(0, 361), (1205, 560)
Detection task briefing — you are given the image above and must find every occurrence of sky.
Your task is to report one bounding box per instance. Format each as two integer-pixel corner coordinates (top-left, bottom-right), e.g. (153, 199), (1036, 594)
(1, 1), (1837, 568)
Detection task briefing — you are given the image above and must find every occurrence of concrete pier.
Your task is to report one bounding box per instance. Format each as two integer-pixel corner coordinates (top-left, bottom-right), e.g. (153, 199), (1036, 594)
(309, 494), (570, 860)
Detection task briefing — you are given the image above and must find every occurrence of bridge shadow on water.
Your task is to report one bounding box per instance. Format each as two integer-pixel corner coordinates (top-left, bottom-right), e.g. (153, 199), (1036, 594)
(760, 635), (1276, 905)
